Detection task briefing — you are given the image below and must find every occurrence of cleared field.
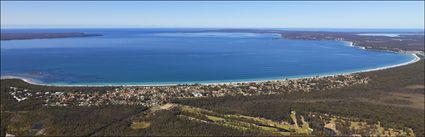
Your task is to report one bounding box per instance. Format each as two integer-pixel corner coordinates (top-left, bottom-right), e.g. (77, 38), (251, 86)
(390, 92), (424, 109)
(130, 121), (151, 129)
(322, 115), (415, 136)
(176, 104), (313, 136)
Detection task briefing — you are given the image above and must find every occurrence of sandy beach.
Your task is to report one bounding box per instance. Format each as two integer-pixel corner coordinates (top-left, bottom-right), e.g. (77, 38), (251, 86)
(1, 51), (421, 87)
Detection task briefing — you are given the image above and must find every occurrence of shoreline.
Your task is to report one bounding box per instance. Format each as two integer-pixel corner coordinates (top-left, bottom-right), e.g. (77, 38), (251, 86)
(1, 39), (422, 87)
(0, 75), (43, 85)
(1, 52), (421, 87)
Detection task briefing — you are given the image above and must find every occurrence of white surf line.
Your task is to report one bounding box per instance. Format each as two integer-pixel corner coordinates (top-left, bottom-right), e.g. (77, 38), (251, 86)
(1, 53), (420, 87)
(203, 53), (422, 86)
(345, 41), (366, 50)
(2, 52), (420, 87)
(1, 44), (422, 87)
(0, 75), (43, 85)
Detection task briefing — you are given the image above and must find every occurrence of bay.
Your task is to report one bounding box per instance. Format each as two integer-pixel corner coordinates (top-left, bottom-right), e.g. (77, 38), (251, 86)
(0, 29), (416, 86)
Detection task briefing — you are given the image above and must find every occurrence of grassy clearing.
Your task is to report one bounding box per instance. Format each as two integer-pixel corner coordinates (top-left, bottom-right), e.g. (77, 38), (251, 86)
(206, 115), (225, 121)
(326, 115), (416, 136)
(324, 117), (339, 135)
(176, 104), (312, 135)
(299, 116), (313, 133)
(130, 121), (151, 129)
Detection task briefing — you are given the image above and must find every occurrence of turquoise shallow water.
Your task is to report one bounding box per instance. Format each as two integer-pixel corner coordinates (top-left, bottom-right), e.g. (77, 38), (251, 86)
(0, 29), (417, 86)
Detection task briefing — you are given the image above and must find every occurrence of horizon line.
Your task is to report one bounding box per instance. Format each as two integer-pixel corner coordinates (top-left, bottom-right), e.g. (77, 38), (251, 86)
(1, 27), (424, 30)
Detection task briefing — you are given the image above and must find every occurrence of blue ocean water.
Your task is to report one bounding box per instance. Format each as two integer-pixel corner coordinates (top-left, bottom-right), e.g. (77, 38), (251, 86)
(0, 29), (417, 86)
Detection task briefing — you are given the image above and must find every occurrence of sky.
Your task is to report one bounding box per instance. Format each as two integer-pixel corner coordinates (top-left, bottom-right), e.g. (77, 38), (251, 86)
(1, 1), (424, 29)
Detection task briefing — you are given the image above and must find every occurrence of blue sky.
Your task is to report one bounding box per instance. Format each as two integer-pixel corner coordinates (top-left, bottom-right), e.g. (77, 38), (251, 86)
(1, 1), (424, 29)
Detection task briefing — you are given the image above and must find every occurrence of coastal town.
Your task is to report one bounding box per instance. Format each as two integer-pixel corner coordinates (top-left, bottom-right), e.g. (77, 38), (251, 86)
(7, 74), (369, 107)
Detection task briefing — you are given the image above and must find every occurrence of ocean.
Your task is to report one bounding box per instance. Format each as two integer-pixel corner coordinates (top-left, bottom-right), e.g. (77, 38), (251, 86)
(0, 29), (417, 86)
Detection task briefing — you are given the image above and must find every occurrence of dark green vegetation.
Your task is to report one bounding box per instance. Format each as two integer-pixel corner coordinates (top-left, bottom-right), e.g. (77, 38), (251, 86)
(1, 105), (146, 136)
(174, 60), (425, 136)
(0, 43), (424, 137)
(1, 60), (423, 136)
(1, 33), (102, 40)
(280, 31), (425, 51)
(92, 109), (268, 136)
